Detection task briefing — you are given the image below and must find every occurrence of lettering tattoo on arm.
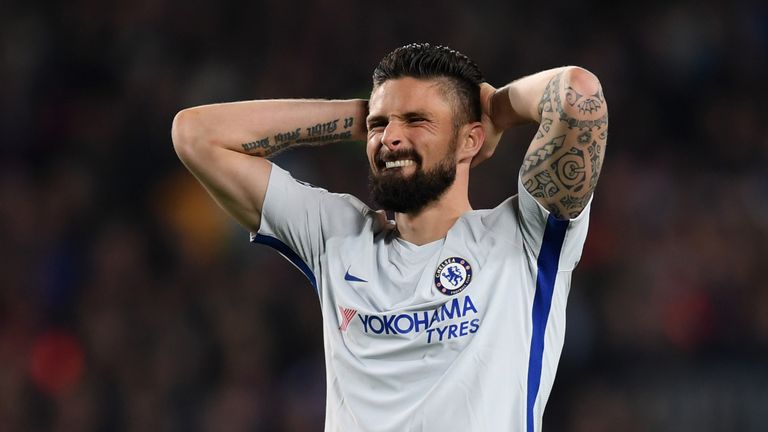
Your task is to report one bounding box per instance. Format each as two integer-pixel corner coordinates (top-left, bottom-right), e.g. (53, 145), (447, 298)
(241, 127), (300, 155)
(241, 137), (270, 153)
(240, 116), (356, 157)
(522, 71), (608, 219)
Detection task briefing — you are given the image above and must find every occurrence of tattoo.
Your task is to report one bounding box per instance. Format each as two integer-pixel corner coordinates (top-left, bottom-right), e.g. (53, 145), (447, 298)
(306, 119), (339, 137)
(560, 193), (591, 212)
(577, 130), (592, 145)
(522, 135), (565, 172)
(525, 171), (589, 219)
(587, 139), (603, 189)
(535, 117), (553, 140)
(556, 90), (608, 130)
(293, 118), (351, 143)
(525, 148), (585, 195)
(578, 97), (602, 115)
(242, 137), (270, 152)
(553, 147), (587, 191)
(524, 172), (559, 199)
(263, 141), (292, 156)
(241, 128), (302, 156)
(522, 71), (608, 219)
(295, 130), (352, 144)
(240, 117), (353, 157)
(537, 78), (555, 116)
(565, 85), (583, 107)
(560, 194), (579, 208)
(566, 86), (602, 115)
(275, 128), (301, 145)
(553, 74), (608, 130)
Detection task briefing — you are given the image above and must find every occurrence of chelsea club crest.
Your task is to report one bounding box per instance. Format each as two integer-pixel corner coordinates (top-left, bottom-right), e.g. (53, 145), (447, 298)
(434, 257), (473, 296)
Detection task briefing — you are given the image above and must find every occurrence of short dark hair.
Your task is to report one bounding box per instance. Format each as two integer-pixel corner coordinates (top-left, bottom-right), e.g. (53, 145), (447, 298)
(372, 43), (484, 127)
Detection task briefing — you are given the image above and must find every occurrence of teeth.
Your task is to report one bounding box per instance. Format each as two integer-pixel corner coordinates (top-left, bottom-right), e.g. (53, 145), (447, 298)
(385, 160), (415, 169)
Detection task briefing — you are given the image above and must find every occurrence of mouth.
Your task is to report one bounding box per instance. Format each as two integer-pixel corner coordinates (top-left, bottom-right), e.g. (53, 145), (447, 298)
(384, 159), (416, 169)
(376, 149), (421, 172)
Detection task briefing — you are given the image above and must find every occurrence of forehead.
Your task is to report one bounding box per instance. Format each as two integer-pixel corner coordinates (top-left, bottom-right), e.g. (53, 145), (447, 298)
(368, 77), (453, 117)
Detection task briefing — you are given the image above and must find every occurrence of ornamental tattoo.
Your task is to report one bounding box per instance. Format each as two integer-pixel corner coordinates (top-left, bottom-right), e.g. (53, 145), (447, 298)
(535, 117), (553, 140)
(522, 70), (608, 219)
(566, 85), (603, 115)
(538, 79), (555, 115)
(522, 135), (566, 172)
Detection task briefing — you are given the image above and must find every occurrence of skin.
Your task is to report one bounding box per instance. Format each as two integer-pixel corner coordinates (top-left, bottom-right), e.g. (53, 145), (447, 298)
(366, 77), (486, 244)
(171, 98), (368, 231)
(171, 65), (607, 246)
(484, 67), (608, 219)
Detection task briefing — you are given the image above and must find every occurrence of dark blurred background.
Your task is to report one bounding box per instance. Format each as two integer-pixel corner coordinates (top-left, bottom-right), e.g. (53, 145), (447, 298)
(1, 0), (767, 430)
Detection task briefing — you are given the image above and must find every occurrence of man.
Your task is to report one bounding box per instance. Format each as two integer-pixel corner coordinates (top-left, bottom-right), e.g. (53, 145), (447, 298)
(172, 43), (608, 432)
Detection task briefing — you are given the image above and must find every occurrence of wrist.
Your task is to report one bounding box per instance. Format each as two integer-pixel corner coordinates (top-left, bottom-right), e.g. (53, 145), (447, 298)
(489, 87), (521, 130)
(349, 99), (369, 141)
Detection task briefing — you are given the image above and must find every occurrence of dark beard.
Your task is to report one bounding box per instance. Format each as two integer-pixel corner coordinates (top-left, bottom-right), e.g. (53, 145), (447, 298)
(369, 150), (457, 214)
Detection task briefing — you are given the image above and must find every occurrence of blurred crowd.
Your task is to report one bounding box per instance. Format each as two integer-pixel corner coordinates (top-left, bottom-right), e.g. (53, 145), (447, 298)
(1, 0), (767, 431)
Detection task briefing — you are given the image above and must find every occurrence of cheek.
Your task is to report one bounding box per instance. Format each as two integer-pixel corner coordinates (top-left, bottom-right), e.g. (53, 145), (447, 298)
(366, 140), (379, 168)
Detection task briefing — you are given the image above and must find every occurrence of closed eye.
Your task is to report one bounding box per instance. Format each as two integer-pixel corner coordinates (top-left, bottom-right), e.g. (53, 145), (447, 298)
(366, 117), (387, 132)
(367, 122), (386, 131)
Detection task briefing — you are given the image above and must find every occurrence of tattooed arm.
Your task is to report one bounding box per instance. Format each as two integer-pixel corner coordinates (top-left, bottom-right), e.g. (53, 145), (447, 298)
(171, 99), (369, 230)
(485, 67), (608, 219)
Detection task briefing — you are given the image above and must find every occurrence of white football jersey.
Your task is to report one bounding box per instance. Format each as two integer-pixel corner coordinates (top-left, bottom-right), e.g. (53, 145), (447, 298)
(253, 164), (591, 432)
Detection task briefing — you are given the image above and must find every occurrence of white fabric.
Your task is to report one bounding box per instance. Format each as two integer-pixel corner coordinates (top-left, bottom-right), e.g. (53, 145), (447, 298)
(254, 164), (591, 432)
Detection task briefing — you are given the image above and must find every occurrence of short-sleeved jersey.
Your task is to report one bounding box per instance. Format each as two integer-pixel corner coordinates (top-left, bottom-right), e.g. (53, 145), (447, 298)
(252, 164), (591, 432)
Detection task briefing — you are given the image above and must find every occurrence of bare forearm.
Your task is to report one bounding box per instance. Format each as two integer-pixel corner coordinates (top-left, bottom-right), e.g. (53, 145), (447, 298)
(172, 99), (369, 158)
(490, 67), (572, 129)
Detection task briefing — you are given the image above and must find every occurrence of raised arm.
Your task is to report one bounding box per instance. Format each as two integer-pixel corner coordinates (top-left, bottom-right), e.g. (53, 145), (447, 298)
(171, 99), (368, 231)
(484, 66), (608, 219)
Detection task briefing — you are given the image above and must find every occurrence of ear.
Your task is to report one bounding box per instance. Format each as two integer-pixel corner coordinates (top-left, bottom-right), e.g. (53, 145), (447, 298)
(456, 122), (485, 164)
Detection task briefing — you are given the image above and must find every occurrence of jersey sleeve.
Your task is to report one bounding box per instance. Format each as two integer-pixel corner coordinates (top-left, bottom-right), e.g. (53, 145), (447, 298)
(516, 174), (591, 271)
(252, 163), (375, 294)
(482, 173), (591, 272)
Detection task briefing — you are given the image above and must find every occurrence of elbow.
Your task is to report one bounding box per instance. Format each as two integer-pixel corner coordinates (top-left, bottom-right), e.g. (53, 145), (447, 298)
(561, 66), (607, 118)
(563, 66), (602, 91)
(171, 108), (204, 162)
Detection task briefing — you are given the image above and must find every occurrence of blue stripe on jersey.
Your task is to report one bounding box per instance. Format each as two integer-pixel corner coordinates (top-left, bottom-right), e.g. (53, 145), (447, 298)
(526, 214), (569, 432)
(252, 233), (318, 294)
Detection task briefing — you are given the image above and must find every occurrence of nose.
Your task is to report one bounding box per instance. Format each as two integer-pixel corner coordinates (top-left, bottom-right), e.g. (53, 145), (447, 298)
(381, 121), (403, 151)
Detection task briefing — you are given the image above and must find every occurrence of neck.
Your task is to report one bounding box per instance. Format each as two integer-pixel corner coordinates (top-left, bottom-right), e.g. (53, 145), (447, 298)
(394, 171), (471, 245)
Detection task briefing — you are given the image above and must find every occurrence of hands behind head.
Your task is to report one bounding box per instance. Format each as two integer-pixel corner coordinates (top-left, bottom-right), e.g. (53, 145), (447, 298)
(471, 83), (503, 168)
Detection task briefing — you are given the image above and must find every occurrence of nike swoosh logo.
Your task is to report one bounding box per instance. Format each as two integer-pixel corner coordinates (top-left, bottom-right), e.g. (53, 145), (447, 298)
(344, 267), (367, 283)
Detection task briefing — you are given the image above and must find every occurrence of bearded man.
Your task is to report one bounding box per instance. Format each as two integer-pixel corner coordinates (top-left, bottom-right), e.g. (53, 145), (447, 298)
(172, 43), (608, 432)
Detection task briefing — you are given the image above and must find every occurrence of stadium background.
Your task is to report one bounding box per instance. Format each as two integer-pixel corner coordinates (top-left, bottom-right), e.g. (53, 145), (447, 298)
(1, 0), (767, 430)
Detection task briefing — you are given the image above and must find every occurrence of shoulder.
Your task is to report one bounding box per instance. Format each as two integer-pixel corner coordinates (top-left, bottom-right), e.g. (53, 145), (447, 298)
(473, 195), (523, 237)
(270, 164), (386, 235)
(268, 163), (330, 196)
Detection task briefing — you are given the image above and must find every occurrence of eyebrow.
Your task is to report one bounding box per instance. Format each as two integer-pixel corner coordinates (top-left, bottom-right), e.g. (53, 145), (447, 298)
(366, 110), (433, 128)
(401, 111), (432, 120)
(366, 115), (388, 128)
